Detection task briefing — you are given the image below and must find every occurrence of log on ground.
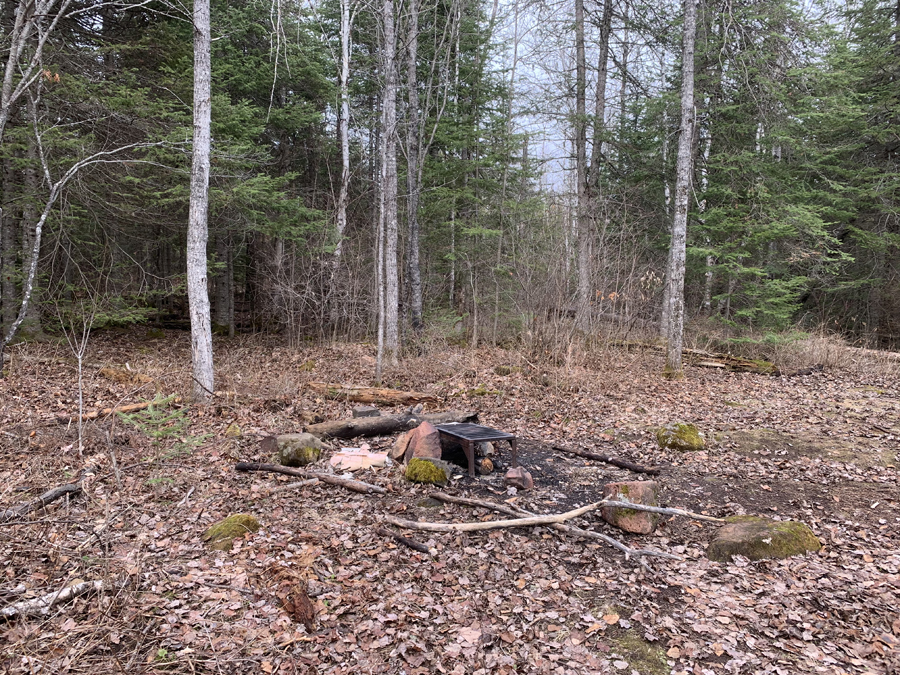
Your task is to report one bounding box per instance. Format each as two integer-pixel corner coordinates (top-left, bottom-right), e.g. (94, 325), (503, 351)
(305, 410), (478, 440)
(307, 382), (438, 405)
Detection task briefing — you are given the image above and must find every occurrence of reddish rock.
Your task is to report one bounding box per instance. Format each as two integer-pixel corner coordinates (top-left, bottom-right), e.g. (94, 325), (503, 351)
(601, 481), (659, 534)
(403, 421), (443, 461)
(504, 466), (534, 490)
(389, 430), (412, 461)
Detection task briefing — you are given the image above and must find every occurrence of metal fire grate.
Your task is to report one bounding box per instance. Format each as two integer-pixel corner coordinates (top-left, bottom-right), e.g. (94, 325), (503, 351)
(434, 423), (515, 443)
(435, 423), (518, 478)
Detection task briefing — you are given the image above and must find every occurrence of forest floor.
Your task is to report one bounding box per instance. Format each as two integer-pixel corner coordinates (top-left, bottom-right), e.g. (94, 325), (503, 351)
(0, 329), (898, 675)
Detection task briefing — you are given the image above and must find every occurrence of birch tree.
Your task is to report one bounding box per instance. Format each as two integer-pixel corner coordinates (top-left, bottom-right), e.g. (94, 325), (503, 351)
(187, 0), (214, 401)
(662, 0), (697, 378)
(376, 0), (399, 375)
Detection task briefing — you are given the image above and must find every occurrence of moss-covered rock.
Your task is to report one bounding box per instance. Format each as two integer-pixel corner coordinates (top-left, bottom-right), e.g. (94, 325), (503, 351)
(708, 515), (821, 562)
(656, 423), (705, 452)
(202, 514), (260, 551)
(277, 433), (324, 467)
(405, 457), (452, 486)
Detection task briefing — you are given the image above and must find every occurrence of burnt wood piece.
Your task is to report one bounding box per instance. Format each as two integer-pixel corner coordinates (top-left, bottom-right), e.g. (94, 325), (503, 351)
(551, 445), (661, 475)
(435, 423), (518, 478)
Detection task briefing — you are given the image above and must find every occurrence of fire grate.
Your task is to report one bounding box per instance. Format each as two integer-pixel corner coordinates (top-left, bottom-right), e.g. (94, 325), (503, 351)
(435, 423), (518, 478)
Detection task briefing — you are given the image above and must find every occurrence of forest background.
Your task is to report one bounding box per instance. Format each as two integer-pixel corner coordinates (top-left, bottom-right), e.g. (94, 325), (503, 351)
(0, 0), (898, 377)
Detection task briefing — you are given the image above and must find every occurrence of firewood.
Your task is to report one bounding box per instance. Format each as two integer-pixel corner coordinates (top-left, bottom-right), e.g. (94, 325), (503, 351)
(305, 410), (478, 440)
(307, 382), (438, 405)
(0, 580), (106, 619)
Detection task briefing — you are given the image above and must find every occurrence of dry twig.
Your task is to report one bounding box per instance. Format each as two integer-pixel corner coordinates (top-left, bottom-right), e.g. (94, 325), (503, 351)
(235, 462), (386, 494)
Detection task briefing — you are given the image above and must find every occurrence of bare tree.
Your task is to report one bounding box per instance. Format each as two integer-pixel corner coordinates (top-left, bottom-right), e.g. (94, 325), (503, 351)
(575, 0), (590, 330)
(662, 0), (697, 378)
(333, 0), (352, 264)
(187, 0), (214, 401)
(405, 0), (422, 332)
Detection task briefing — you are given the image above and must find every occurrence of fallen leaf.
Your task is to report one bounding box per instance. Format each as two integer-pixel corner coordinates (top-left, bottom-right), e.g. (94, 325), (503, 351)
(603, 613), (620, 625)
(667, 646), (681, 658)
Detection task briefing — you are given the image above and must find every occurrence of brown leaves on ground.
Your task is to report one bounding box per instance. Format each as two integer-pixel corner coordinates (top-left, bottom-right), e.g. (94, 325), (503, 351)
(0, 330), (898, 674)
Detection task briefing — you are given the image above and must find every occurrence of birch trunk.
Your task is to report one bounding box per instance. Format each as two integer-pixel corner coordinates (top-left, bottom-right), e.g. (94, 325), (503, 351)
(334, 0), (351, 263)
(187, 0), (214, 401)
(663, 0), (697, 379)
(380, 0), (400, 365)
(405, 0), (422, 332)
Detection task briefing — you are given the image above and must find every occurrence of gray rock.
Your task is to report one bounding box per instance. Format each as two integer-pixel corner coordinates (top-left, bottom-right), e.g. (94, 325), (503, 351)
(352, 406), (381, 418)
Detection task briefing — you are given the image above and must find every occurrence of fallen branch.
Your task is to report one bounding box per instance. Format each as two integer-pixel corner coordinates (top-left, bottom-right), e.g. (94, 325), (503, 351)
(0, 580), (105, 619)
(305, 410), (478, 440)
(385, 501), (604, 532)
(0, 482), (82, 523)
(52, 397), (183, 425)
(611, 341), (779, 374)
(374, 527), (437, 556)
(387, 497), (722, 533)
(551, 444), (661, 475)
(234, 462), (386, 495)
(307, 382), (438, 405)
(427, 493), (680, 561)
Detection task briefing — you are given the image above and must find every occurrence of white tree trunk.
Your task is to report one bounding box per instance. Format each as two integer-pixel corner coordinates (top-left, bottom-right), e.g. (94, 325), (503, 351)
(187, 0), (214, 401)
(405, 0), (423, 332)
(380, 0), (400, 365)
(334, 0), (351, 263)
(663, 0), (697, 378)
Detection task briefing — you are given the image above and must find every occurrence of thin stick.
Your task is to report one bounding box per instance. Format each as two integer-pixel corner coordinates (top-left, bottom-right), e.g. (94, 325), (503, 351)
(551, 444), (661, 475)
(271, 479), (319, 493)
(235, 462), (386, 495)
(374, 526), (437, 555)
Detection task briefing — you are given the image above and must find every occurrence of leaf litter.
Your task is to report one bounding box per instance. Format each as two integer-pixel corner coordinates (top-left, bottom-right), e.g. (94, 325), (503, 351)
(0, 331), (897, 674)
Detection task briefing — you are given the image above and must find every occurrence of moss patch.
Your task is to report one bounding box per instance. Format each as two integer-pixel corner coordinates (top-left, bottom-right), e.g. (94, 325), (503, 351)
(708, 515), (821, 562)
(277, 433), (324, 467)
(656, 423), (705, 452)
(405, 458), (450, 486)
(202, 514), (260, 551)
(493, 365), (522, 376)
(608, 630), (668, 675)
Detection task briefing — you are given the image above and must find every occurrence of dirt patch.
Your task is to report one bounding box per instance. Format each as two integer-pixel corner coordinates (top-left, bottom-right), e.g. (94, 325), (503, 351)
(723, 428), (895, 467)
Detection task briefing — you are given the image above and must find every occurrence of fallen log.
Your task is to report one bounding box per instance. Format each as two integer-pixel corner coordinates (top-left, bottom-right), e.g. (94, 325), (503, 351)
(305, 410), (478, 440)
(307, 382), (438, 405)
(52, 397), (183, 425)
(428, 492), (679, 561)
(1, 580), (105, 619)
(374, 526), (437, 556)
(234, 462), (386, 495)
(0, 482), (82, 523)
(611, 341), (778, 374)
(551, 444), (661, 475)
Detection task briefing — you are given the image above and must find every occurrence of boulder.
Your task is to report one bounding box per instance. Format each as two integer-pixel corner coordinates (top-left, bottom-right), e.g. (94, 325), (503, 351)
(202, 514), (260, 551)
(504, 467), (534, 490)
(656, 423), (705, 452)
(405, 457), (454, 486)
(708, 516), (821, 562)
(404, 421), (443, 461)
(389, 430), (412, 461)
(601, 481), (659, 534)
(276, 433), (324, 467)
